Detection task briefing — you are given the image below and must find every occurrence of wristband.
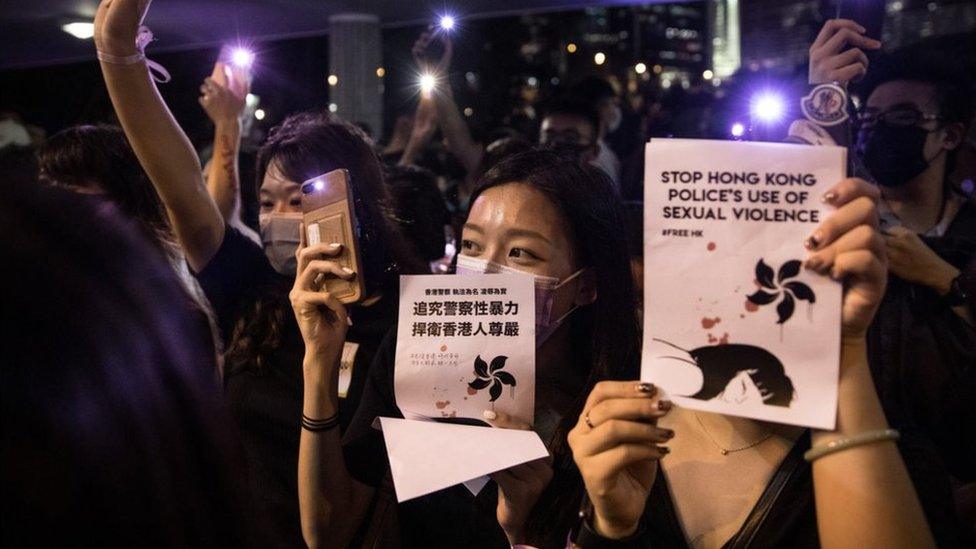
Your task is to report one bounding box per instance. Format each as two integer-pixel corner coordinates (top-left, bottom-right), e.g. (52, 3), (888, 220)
(96, 26), (171, 83)
(804, 428), (899, 462)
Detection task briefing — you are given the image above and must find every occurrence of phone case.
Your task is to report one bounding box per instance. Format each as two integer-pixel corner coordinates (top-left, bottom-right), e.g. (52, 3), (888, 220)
(301, 169), (365, 304)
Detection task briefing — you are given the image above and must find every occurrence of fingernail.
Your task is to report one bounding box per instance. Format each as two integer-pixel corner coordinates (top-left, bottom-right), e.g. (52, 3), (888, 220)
(342, 267), (355, 275)
(659, 446), (671, 455)
(330, 242), (341, 248)
(636, 382), (656, 394)
(821, 191), (837, 204)
(483, 410), (497, 421)
(657, 400), (673, 412)
(804, 231), (823, 250)
(662, 429), (675, 439)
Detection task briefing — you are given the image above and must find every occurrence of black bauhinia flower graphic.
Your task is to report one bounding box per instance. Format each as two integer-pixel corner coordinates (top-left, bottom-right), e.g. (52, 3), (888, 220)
(469, 355), (517, 402)
(747, 259), (816, 324)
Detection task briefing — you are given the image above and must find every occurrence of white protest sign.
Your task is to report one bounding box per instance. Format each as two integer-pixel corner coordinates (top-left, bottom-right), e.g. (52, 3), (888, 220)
(379, 417), (549, 502)
(642, 139), (844, 429)
(395, 274), (536, 424)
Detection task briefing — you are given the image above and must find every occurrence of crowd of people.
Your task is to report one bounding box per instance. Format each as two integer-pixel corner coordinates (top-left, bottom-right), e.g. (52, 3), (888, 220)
(2, 1), (974, 547)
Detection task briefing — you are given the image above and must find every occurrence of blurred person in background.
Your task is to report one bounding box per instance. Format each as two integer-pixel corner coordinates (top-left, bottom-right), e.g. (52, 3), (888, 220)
(1, 178), (260, 548)
(570, 76), (623, 185)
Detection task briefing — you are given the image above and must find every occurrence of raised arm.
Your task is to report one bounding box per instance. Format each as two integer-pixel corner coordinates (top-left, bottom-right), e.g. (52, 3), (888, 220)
(94, 0), (224, 272)
(200, 62), (248, 223)
(291, 233), (375, 548)
(803, 178), (935, 548)
(411, 30), (484, 175)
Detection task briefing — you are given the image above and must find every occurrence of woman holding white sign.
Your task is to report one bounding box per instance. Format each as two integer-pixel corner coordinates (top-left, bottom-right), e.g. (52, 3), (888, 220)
(567, 176), (935, 548)
(295, 148), (652, 548)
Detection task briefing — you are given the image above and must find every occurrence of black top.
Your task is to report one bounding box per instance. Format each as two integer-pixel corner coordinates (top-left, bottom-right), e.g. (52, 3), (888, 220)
(581, 430), (964, 548)
(343, 327), (511, 548)
(195, 226), (394, 548)
(867, 198), (976, 482)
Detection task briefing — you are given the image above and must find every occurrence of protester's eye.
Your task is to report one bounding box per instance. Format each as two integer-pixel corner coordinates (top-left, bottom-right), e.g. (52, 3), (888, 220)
(260, 200), (274, 209)
(509, 247), (539, 260)
(289, 198), (302, 207)
(461, 239), (481, 252)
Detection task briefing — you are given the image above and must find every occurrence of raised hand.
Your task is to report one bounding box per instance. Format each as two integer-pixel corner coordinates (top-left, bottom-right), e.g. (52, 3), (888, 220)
(412, 26), (453, 74)
(808, 19), (881, 86)
(199, 61), (249, 125)
(568, 381), (672, 539)
(93, 0), (151, 56)
(290, 225), (354, 365)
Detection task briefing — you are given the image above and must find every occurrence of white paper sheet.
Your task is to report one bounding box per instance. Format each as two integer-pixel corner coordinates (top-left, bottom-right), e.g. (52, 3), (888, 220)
(379, 417), (549, 502)
(642, 139), (844, 429)
(394, 274), (536, 424)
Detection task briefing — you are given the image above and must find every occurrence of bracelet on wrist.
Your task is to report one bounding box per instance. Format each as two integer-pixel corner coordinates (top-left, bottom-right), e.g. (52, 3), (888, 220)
(804, 428), (899, 462)
(300, 412), (340, 432)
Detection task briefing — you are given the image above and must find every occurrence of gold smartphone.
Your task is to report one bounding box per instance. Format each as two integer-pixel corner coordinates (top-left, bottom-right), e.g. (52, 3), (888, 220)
(301, 169), (364, 304)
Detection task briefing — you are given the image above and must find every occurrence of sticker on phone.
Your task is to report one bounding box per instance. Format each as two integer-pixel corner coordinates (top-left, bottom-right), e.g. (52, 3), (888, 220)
(307, 222), (321, 245)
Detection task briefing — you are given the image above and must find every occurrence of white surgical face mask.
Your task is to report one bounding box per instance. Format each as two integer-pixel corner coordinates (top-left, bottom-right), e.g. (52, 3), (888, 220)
(259, 212), (303, 276)
(456, 254), (584, 346)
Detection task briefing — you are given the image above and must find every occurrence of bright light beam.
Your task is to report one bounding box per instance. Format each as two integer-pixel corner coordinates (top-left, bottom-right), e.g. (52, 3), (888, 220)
(439, 15), (456, 31)
(231, 48), (255, 68)
(750, 92), (785, 123)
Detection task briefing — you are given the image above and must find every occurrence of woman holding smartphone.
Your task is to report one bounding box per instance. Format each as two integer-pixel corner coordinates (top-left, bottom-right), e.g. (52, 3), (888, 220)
(93, 1), (425, 546)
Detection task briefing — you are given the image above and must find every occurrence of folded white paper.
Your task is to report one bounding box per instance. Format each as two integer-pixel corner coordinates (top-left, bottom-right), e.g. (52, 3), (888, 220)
(379, 417), (549, 502)
(642, 139), (844, 429)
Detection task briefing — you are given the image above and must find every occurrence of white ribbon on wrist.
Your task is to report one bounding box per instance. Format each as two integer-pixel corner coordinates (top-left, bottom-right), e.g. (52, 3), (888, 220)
(96, 26), (171, 83)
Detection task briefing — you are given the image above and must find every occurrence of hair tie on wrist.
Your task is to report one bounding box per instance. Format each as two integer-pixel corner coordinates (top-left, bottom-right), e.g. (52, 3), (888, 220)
(96, 26), (171, 83)
(300, 413), (340, 432)
(804, 428), (900, 462)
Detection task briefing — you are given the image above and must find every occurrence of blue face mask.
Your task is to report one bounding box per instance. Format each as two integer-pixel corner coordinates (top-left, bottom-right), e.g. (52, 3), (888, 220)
(455, 254), (585, 346)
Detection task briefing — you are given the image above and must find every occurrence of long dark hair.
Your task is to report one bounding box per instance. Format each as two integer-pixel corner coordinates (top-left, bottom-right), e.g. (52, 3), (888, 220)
(225, 111), (426, 376)
(466, 148), (641, 546)
(1, 180), (259, 547)
(36, 124), (173, 252)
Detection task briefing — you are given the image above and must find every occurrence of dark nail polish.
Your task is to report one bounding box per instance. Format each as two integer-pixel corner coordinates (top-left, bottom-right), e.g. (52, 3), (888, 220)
(662, 429), (675, 439)
(657, 400), (673, 412)
(636, 382), (656, 394)
(659, 446), (670, 455)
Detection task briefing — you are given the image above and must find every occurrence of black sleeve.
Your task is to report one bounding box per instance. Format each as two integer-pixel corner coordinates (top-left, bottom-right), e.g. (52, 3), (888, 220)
(193, 225), (278, 339)
(341, 327), (402, 487)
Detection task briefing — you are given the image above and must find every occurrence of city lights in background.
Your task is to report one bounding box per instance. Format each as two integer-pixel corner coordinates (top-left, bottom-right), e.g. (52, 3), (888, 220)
(730, 122), (745, 137)
(566, 43), (578, 53)
(62, 22), (94, 39)
(594, 52), (606, 65)
(750, 92), (786, 123)
(702, 69), (714, 80)
(328, 103), (338, 113)
(254, 108), (266, 120)
(327, 74), (339, 86)
(230, 48), (255, 68)
(635, 62), (647, 74)
(376, 67), (385, 78)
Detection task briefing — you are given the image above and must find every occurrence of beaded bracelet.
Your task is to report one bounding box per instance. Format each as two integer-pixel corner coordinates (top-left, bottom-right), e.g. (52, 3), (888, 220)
(804, 428), (900, 462)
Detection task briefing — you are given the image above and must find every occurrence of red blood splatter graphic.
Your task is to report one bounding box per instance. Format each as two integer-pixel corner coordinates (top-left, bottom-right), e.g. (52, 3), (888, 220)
(745, 300), (759, 312)
(467, 387), (478, 395)
(718, 333), (729, 345)
(740, 314), (746, 319)
(701, 317), (721, 329)
(435, 400), (451, 409)
(440, 411), (457, 418)
(707, 242), (716, 251)
(707, 334), (717, 343)
(440, 345), (448, 352)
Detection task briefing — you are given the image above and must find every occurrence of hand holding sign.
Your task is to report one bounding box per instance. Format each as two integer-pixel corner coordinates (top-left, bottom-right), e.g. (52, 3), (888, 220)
(568, 381), (672, 539)
(802, 177), (887, 341)
(485, 410), (553, 546)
